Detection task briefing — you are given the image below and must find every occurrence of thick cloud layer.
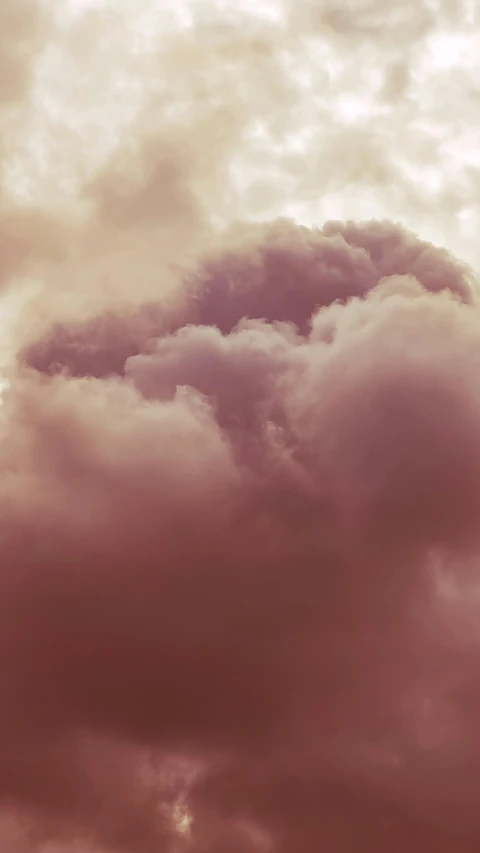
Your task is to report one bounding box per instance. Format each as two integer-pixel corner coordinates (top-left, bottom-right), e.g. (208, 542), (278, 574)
(2, 1), (480, 852)
(1, 219), (480, 853)
(23, 218), (475, 377)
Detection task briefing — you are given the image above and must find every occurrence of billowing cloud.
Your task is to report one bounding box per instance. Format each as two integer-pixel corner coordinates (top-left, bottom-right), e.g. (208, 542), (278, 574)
(1, 1), (480, 851)
(0, 219), (479, 852)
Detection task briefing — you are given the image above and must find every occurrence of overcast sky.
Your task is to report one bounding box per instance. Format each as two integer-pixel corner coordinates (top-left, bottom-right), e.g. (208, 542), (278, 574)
(2, 0), (480, 270)
(2, 3), (480, 852)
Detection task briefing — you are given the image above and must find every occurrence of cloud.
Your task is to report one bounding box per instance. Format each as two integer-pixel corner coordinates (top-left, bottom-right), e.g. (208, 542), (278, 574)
(0, 0), (47, 106)
(1, 1), (480, 851)
(0, 219), (478, 851)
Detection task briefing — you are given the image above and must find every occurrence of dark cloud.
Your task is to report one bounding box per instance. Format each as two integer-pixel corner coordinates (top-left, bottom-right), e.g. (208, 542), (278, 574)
(1, 1), (480, 851)
(0, 217), (477, 852)
(23, 218), (475, 377)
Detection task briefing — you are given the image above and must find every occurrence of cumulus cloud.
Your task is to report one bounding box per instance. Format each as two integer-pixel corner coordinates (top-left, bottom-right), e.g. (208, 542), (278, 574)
(2, 220), (480, 852)
(1, 0), (480, 851)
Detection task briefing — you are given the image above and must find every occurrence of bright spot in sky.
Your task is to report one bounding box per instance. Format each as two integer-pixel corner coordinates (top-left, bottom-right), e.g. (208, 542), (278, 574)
(427, 31), (479, 71)
(334, 95), (374, 124)
(173, 800), (193, 836)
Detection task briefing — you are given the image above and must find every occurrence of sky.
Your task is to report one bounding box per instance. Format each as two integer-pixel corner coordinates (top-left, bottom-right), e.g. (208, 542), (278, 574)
(3, 0), (480, 259)
(2, 1), (480, 851)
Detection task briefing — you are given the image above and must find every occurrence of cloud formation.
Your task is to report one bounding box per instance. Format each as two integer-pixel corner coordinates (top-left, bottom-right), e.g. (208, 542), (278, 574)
(1, 1), (480, 852)
(3, 217), (480, 852)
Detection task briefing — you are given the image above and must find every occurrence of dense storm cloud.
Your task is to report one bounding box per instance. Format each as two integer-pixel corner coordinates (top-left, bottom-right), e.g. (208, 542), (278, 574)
(1, 1), (480, 851)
